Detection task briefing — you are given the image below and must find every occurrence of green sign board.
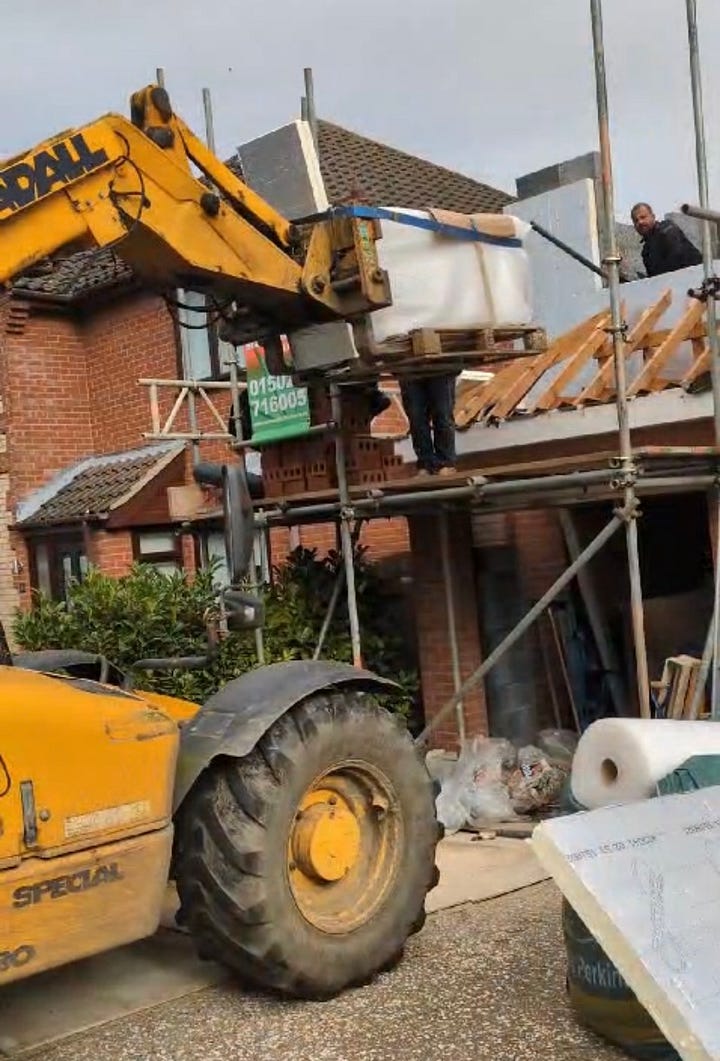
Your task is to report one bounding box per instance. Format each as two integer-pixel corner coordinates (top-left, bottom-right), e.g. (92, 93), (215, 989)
(245, 342), (311, 444)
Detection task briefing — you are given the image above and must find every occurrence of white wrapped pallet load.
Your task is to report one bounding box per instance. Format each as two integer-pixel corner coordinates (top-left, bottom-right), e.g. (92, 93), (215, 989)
(367, 208), (534, 344)
(570, 717), (720, 810)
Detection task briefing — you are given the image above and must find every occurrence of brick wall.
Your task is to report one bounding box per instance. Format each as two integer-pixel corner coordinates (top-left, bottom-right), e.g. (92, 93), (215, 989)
(1, 291), (229, 495)
(1, 289), (410, 559)
(513, 510), (567, 600)
(92, 530), (135, 578)
(409, 510), (486, 750)
(2, 302), (94, 501)
(181, 533), (197, 571)
(91, 526), (196, 578)
(83, 293), (179, 455)
(0, 475), (20, 638)
(268, 517), (410, 570)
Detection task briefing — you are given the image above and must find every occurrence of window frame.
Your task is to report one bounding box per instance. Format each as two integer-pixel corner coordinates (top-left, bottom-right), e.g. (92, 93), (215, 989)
(201, 525), (232, 587)
(28, 530), (88, 602)
(132, 528), (184, 573)
(176, 289), (238, 382)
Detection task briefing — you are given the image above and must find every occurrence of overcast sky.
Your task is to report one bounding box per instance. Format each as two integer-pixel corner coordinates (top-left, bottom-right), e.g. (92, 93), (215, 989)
(3, 0), (720, 221)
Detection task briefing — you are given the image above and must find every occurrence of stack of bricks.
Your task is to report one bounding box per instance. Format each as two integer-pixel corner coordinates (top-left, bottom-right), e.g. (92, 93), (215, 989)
(260, 386), (404, 499)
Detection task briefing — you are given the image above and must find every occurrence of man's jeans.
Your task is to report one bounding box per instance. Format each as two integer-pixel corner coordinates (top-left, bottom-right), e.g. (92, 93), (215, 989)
(399, 375), (457, 472)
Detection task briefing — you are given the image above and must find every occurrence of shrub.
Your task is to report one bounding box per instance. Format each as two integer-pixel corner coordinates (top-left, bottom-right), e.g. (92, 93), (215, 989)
(12, 547), (419, 716)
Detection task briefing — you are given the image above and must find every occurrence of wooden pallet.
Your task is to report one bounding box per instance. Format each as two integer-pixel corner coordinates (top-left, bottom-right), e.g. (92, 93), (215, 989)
(364, 323), (547, 363)
(651, 654), (704, 719)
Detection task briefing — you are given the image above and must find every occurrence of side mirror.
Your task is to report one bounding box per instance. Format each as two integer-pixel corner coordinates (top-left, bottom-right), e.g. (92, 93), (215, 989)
(222, 465), (255, 585)
(193, 462), (255, 585)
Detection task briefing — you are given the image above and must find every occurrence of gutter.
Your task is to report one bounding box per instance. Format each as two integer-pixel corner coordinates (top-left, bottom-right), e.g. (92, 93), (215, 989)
(14, 514), (109, 532)
(10, 275), (141, 309)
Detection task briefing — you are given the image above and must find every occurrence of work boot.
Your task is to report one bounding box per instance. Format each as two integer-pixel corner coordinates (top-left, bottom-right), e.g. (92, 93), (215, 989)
(437, 465), (457, 478)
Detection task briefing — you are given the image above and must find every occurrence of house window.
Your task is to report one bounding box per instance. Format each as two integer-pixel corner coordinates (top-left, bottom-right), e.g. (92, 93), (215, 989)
(198, 527), (268, 588)
(205, 530), (230, 586)
(30, 534), (88, 602)
(134, 530), (182, 576)
(177, 290), (243, 381)
(177, 289), (214, 379)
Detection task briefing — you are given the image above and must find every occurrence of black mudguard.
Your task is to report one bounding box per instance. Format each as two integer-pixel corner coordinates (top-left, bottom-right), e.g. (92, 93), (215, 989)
(173, 659), (398, 810)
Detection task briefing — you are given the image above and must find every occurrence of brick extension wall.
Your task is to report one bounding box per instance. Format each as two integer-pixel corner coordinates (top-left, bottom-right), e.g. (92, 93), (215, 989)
(93, 530), (135, 578)
(268, 518), (410, 570)
(510, 509), (569, 732)
(409, 510), (487, 749)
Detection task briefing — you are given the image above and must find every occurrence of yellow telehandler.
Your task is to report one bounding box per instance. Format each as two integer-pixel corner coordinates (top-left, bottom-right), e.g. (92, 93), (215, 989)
(0, 85), (440, 999)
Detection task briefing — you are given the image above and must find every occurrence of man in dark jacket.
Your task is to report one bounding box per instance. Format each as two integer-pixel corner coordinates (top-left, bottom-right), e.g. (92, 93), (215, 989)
(631, 203), (702, 277)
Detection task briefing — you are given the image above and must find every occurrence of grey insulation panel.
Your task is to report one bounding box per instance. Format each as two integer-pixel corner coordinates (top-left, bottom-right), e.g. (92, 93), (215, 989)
(237, 120), (328, 220)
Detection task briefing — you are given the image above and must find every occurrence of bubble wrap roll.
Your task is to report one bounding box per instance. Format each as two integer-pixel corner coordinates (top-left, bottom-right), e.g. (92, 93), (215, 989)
(570, 717), (720, 809)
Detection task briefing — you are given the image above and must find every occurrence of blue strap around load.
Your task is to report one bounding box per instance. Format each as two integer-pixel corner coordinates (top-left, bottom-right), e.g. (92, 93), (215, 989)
(330, 204), (523, 248)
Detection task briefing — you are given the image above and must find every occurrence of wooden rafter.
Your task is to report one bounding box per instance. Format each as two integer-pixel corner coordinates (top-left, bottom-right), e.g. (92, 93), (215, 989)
(487, 310), (611, 421)
(528, 324), (609, 413)
(633, 319), (708, 351)
(626, 300), (705, 397)
(454, 357), (532, 428)
(682, 343), (711, 386)
(575, 289), (673, 404)
(454, 380), (491, 430)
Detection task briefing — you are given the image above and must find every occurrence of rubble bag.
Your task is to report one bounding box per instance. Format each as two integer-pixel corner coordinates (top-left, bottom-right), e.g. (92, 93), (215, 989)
(559, 784), (678, 1060)
(562, 899), (679, 1061)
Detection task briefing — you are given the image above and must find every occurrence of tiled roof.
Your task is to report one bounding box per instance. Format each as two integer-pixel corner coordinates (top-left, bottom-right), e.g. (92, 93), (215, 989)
(13, 248), (135, 302)
(315, 121), (512, 214)
(14, 119), (511, 304)
(16, 443), (183, 527)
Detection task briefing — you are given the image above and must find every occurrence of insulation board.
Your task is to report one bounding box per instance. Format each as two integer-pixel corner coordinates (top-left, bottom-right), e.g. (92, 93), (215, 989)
(533, 787), (720, 1060)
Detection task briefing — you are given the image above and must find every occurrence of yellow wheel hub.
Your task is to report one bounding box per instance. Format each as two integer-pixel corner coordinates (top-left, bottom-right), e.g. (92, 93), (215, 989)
(287, 763), (402, 934)
(292, 795), (361, 882)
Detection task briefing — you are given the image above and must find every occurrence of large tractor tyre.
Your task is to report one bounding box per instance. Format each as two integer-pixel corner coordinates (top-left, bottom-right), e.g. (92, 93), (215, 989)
(174, 689), (441, 998)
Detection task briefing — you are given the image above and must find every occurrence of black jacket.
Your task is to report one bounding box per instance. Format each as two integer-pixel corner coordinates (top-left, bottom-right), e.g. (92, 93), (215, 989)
(641, 219), (702, 277)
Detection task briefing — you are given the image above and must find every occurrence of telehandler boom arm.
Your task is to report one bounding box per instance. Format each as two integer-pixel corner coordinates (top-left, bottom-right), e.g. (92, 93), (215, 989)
(0, 86), (389, 345)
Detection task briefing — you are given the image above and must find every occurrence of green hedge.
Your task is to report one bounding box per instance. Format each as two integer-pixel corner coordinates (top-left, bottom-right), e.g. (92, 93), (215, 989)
(12, 547), (418, 714)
